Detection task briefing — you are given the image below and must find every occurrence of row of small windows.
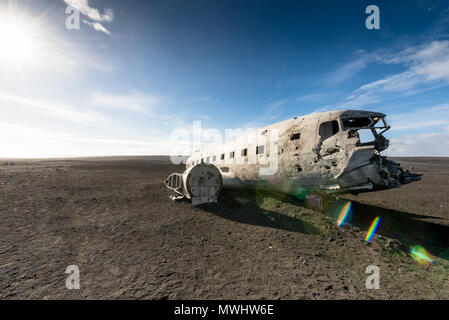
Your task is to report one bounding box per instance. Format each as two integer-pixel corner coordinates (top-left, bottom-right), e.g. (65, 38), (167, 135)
(190, 121), (340, 166)
(191, 145), (266, 165)
(190, 130), (306, 166)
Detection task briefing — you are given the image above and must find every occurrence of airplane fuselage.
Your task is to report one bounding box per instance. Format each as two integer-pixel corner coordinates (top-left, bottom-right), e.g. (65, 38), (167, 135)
(186, 110), (421, 196)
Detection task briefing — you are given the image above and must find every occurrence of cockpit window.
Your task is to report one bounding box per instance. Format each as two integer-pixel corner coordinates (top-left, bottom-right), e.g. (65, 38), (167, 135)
(319, 120), (339, 141)
(342, 116), (391, 152)
(342, 117), (379, 129)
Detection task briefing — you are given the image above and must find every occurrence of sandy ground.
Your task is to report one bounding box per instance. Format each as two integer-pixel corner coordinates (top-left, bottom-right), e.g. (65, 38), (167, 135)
(1, 156), (449, 299)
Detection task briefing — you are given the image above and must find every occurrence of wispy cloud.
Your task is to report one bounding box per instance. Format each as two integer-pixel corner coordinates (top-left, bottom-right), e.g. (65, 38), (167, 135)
(310, 105), (337, 114)
(387, 104), (449, 131)
(386, 128), (449, 156)
(382, 104), (449, 156)
(0, 122), (172, 158)
(199, 115), (211, 121)
(322, 50), (380, 85)
(231, 98), (290, 131)
(82, 19), (110, 35)
(334, 40), (449, 109)
(383, 40), (449, 82)
(63, 0), (113, 34)
(256, 98), (290, 122)
(64, 0), (113, 21)
(90, 91), (166, 113)
(0, 92), (106, 125)
(197, 97), (218, 104)
(296, 92), (334, 102)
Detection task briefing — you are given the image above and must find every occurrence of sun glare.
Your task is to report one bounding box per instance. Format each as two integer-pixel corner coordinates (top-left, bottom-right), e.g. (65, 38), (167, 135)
(0, 3), (94, 83)
(0, 9), (45, 67)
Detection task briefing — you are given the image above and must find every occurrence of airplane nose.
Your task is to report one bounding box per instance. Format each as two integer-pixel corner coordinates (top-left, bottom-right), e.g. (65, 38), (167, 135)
(338, 153), (422, 192)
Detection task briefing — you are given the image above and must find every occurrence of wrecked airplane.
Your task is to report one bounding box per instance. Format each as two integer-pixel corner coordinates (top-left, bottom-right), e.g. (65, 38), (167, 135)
(164, 110), (421, 205)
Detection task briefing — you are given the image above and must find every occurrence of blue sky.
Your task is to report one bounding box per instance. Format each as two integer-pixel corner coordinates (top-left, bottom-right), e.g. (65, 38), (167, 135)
(1, 0), (449, 157)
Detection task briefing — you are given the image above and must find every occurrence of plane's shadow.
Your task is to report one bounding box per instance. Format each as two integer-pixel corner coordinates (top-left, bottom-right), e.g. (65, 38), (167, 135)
(197, 189), (322, 236)
(197, 189), (449, 261)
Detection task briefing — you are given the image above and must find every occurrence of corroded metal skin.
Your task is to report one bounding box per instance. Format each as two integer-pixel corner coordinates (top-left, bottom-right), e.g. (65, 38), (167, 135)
(186, 110), (421, 195)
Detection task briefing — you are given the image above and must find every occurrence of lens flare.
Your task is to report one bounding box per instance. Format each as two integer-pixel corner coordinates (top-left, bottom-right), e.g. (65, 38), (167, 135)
(410, 246), (435, 265)
(365, 216), (381, 242)
(336, 201), (352, 227)
(295, 187), (307, 200)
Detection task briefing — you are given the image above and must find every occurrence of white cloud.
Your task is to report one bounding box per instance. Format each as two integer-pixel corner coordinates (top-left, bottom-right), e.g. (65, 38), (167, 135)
(357, 71), (419, 92)
(387, 40), (449, 82)
(336, 41), (449, 109)
(414, 57), (449, 81)
(63, 0), (113, 34)
(64, 0), (113, 21)
(82, 20), (110, 35)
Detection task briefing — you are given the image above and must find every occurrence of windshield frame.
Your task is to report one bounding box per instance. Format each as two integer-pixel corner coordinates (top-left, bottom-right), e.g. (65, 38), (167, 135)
(340, 116), (390, 135)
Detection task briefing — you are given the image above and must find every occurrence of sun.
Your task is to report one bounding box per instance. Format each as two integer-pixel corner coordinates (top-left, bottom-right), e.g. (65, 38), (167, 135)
(0, 3), (88, 82)
(0, 8), (44, 67)
(0, 20), (37, 62)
